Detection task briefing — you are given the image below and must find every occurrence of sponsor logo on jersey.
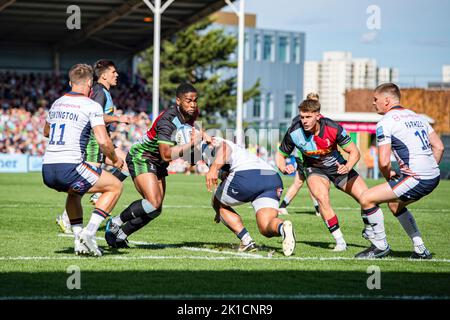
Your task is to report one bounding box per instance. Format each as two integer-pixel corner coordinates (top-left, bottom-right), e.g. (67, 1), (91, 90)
(376, 126), (385, 140)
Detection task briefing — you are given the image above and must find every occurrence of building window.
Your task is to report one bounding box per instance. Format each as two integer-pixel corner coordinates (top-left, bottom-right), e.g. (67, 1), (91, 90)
(265, 92), (273, 119)
(244, 33), (250, 60)
(253, 34), (261, 61)
(293, 38), (301, 64)
(253, 95), (261, 118)
(279, 36), (289, 63)
(284, 93), (294, 118)
(279, 123), (288, 139)
(263, 35), (274, 61)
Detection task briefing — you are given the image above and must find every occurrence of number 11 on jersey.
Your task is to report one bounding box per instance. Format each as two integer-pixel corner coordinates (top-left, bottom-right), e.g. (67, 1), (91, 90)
(49, 123), (66, 145)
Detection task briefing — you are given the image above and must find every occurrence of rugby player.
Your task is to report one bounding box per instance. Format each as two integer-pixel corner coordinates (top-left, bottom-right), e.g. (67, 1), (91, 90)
(204, 136), (296, 256)
(56, 59), (130, 233)
(277, 99), (369, 252)
(355, 83), (444, 259)
(278, 92), (320, 216)
(104, 83), (202, 248)
(42, 64), (123, 256)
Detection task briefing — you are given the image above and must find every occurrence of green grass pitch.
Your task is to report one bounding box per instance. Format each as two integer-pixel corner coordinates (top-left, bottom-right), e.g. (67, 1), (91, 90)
(1, 172), (449, 300)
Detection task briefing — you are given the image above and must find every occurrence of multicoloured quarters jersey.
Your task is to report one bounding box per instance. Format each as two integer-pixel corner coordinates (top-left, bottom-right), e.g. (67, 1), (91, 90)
(84, 83), (115, 163)
(376, 106), (440, 179)
(127, 106), (195, 178)
(279, 117), (352, 169)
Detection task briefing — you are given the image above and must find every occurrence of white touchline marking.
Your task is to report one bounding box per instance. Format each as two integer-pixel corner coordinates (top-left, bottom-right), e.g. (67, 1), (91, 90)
(1, 234), (449, 263)
(1, 255), (450, 263)
(58, 233), (263, 258)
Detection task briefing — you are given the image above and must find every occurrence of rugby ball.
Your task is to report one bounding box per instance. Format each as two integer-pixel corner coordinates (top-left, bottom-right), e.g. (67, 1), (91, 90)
(174, 124), (193, 145)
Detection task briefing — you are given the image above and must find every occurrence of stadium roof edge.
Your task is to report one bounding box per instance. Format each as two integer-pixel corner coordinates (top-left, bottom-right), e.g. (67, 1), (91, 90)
(0, 0), (234, 71)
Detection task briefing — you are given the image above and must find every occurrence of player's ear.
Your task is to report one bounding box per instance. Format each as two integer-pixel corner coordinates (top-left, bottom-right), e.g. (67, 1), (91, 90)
(176, 96), (181, 106)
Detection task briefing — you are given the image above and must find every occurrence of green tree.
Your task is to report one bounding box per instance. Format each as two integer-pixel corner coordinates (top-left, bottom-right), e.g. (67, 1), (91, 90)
(139, 18), (260, 128)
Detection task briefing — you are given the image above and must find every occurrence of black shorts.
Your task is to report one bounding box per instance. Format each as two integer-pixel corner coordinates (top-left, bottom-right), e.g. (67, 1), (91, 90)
(126, 153), (168, 180)
(305, 164), (360, 190)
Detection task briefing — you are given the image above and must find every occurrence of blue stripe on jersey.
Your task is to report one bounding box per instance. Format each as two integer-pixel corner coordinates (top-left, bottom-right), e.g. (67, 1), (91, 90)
(102, 88), (114, 115)
(391, 135), (410, 167)
(79, 122), (92, 155)
(289, 128), (319, 159)
(171, 117), (182, 129)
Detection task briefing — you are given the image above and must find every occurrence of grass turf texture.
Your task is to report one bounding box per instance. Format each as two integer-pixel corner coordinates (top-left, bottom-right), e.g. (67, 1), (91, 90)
(0, 172), (449, 300)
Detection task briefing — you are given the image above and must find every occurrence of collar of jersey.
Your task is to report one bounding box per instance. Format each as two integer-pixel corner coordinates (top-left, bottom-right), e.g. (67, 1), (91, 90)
(65, 91), (85, 96)
(387, 105), (404, 113)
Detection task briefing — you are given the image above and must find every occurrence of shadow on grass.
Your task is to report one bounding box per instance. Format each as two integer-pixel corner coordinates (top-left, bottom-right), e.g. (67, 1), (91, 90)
(132, 241), (281, 254)
(300, 241), (367, 250)
(1, 270), (449, 298)
(292, 210), (320, 215)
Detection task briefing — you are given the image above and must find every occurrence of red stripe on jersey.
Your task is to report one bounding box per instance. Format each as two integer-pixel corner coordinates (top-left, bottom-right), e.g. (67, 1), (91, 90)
(147, 111), (167, 140)
(314, 125), (338, 150)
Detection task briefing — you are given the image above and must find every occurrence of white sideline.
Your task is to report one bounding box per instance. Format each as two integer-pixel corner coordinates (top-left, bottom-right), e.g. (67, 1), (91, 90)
(2, 255), (450, 263)
(0, 234), (448, 263)
(1, 293), (449, 300)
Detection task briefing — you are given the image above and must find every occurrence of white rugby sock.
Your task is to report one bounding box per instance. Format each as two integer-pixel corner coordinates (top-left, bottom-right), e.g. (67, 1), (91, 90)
(112, 216), (124, 227)
(363, 206), (388, 250)
(72, 224), (83, 240)
(396, 208), (425, 250)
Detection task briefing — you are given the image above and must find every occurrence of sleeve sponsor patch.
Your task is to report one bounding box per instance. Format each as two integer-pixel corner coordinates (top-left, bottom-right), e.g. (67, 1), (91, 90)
(376, 126), (385, 140)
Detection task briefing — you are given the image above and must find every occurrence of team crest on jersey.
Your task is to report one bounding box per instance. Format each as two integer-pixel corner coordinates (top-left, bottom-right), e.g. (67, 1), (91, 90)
(70, 181), (85, 193)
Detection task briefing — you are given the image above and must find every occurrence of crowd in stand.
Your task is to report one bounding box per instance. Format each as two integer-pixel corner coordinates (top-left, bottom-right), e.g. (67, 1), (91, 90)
(0, 71), (276, 175)
(0, 71), (152, 156)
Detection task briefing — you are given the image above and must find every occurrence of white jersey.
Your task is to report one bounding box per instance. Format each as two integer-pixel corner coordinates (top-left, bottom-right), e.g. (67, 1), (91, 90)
(43, 92), (105, 164)
(376, 107), (440, 179)
(217, 138), (275, 173)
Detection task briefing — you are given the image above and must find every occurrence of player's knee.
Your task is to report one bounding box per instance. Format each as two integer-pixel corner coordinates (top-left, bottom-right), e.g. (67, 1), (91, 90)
(314, 193), (329, 206)
(145, 196), (163, 209)
(111, 178), (123, 194)
(358, 191), (372, 208)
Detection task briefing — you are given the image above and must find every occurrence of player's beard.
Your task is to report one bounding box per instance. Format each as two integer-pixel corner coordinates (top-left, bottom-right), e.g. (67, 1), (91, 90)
(180, 107), (198, 123)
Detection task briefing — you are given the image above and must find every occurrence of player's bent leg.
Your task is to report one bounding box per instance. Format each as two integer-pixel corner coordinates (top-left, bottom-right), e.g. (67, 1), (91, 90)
(106, 174), (165, 248)
(307, 175), (346, 251)
(388, 201), (432, 259)
(78, 170), (123, 257)
(213, 196), (256, 252)
(133, 173), (164, 209)
(306, 175), (333, 219)
(355, 183), (396, 259)
(65, 193), (89, 255)
(87, 170), (123, 213)
(340, 175), (368, 203)
(254, 197), (296, 257)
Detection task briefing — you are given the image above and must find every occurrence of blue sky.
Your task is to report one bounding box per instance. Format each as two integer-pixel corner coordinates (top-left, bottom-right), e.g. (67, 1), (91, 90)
(226, 0), (450, 87)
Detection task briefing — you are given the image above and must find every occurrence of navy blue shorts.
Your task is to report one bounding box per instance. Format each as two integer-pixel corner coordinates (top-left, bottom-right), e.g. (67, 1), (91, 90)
(42, 162), (102, 196)
(388, 175), (440, 202)
(215, 169), (283, 212)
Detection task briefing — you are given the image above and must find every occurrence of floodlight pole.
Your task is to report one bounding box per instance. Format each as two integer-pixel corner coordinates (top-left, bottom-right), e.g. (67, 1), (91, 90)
(225, 0), (245, 147)
(143, 0), (175, 122)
